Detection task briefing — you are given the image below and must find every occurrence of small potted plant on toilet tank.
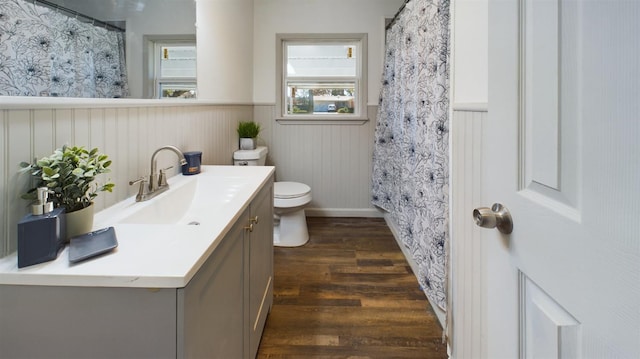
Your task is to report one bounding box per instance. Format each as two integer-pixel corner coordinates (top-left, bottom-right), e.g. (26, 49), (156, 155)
(237, 121), (261, 150)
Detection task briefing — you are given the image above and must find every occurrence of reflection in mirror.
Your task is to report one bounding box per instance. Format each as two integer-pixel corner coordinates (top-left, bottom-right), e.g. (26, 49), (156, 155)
(0, 0), (196, 99)
(154, 43), (197, 99)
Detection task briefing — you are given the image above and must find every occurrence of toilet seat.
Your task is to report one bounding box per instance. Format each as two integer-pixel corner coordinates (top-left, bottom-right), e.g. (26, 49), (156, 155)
(274, 182), (311, 199)
(274, 182), (312, 208)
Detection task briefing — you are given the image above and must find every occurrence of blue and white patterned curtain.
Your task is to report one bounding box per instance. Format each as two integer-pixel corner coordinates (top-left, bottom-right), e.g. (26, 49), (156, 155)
(372, 0), (450, 310)
(0, 0), (128, 98)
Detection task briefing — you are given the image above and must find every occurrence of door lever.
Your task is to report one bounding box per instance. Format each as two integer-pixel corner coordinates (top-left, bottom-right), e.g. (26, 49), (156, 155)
(473, 203), (513, 234)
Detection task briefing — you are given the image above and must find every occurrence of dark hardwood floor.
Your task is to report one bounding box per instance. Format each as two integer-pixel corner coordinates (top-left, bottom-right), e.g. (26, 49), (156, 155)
(257, 217), (448, 359)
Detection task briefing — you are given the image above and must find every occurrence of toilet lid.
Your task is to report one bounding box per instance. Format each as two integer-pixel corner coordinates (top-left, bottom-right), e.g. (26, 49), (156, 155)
(274, 182), (311, 199)
(233, 146), (268, 160)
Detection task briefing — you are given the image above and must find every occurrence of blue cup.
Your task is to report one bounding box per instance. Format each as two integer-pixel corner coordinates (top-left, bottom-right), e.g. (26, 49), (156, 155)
(182, 151), (202, 175)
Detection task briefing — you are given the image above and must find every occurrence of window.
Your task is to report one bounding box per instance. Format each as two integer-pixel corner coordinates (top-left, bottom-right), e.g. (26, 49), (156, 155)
(277, 34), (368, 122)
(153, 41), (197, 99)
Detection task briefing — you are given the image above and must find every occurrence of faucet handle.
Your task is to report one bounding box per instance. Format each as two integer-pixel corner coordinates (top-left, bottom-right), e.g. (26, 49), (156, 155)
(129, 177), (148, 202)
(129, 177), (146, 186)
(158, 166), (174, 187)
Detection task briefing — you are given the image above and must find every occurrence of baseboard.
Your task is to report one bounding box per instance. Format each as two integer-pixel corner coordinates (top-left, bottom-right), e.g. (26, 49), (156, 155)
(383, 213), (447, 328)
(305, 208), (385, 218)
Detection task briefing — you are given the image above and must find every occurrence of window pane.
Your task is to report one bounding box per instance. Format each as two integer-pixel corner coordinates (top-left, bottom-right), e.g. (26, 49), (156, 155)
(160, 83), (197, 98)
(160, 46), (196, 78)
(287, 44), (356, 77)
(286, 83), (356, 115)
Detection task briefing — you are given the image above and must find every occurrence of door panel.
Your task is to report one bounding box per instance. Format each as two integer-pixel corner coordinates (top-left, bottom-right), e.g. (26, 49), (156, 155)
(521, 273), (581, 359)
(521, 0), (580, 212)
(486, 0), (639, 358)
(524, 0), (560, 190)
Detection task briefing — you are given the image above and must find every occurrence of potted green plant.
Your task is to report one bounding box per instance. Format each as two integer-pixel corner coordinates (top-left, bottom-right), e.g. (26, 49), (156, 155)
(236, 121), (261, 150)
(20, 145), (114, 239)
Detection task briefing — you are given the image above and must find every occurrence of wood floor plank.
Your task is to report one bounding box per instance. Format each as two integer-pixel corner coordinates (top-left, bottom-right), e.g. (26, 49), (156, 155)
(257, 217), (447, 359)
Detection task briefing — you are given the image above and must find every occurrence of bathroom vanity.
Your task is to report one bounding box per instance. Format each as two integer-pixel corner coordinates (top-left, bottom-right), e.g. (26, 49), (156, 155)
(0, 166), (275, 359)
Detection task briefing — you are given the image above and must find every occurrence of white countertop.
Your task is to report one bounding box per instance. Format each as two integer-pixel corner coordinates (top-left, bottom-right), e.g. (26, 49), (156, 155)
(0, 165), (274, 288)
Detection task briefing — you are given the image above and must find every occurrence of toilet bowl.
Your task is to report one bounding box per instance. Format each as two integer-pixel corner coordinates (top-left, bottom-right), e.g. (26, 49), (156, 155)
(273, 181), (312, 247)
(233, 147), (312, 247)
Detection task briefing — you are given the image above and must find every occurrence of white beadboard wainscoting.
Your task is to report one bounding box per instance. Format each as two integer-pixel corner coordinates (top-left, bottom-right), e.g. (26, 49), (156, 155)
(450, 107), (487, 358)
(0, 104), (252, 256)
(254, 105), (382, 218)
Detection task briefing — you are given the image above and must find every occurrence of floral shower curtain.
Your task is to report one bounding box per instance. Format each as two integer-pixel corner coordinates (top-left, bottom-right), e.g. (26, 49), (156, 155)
(372, 0), (450, 310)
(0, 0), (128, 98)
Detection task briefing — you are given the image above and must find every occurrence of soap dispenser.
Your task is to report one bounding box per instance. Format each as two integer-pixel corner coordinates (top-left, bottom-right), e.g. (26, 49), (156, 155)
(17, 187), (66, 268)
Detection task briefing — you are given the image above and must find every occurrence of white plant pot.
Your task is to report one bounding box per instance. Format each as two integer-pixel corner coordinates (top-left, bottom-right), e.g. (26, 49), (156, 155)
(240, 137), (257, 150)
(66, 203), (94, 241)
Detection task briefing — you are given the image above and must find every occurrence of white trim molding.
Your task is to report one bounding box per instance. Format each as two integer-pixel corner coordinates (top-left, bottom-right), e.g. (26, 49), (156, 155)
(452, 102), (488, 112)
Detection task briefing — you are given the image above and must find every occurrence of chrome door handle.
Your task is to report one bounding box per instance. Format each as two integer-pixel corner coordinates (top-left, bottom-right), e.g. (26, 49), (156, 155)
(473, 203), (513, 234)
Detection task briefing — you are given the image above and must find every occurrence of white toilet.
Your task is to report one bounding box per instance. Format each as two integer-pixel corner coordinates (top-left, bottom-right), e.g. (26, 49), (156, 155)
(233, 146), (312, 247)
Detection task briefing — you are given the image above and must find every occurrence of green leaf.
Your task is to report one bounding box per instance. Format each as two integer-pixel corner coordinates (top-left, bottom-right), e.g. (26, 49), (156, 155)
(42, 166), (57, 176)
(20, 145), (115, 209)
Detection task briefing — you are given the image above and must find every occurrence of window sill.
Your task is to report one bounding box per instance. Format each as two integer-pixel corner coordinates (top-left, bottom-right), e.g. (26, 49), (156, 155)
(276, 116), (369, 125)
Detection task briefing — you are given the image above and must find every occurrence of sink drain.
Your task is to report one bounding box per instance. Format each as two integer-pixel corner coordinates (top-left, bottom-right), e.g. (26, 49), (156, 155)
(187, 221), (200, 226)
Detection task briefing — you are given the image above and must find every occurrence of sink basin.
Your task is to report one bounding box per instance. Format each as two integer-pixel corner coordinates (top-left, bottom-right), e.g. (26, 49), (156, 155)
(93, 166), (263, 228)
(119, 176), (249, 225)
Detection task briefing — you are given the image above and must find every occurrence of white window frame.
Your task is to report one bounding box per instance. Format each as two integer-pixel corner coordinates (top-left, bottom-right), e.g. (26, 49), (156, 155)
(143, 35), (196, 99)
(276, 33), (368, 124)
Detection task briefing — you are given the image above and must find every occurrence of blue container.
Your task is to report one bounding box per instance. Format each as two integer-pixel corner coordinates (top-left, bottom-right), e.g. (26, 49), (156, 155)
(182, 151), (202, 175)
(18, 207), (66, 268)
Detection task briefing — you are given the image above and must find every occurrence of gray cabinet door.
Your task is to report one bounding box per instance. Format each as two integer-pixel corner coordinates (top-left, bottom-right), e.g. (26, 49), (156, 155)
(247, 181), (274, 358)
(179, 208), (248, 359)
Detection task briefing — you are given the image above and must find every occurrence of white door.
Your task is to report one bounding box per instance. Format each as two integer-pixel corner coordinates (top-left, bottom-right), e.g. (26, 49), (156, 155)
(483, 0), (639, 357)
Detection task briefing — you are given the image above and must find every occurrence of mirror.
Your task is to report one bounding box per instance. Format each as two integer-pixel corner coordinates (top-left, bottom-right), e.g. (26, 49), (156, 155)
(0, 0), (196, 99)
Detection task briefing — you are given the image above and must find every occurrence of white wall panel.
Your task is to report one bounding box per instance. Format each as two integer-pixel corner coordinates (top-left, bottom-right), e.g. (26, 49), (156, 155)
(33, 110), (54, 156)
(53, 109), (73, 146)
(7, 111), (31, 255)
(89, 110), (108, 209)
(0, 111), (6, 255)
(450, 109), (486, 358)
(73, 109), (91, 148)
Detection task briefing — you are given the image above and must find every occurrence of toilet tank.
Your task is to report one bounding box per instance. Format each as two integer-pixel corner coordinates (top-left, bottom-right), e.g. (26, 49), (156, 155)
(233, 146), (268, 166)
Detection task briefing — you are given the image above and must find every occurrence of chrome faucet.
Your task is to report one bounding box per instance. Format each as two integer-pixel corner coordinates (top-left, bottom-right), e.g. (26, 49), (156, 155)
(149, 145), (187, 192)
(129, 145), (187, 202)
